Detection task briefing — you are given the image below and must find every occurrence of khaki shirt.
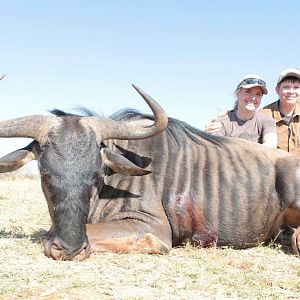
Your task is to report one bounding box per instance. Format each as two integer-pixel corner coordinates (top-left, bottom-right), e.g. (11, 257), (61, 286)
(261, 100), (300, 154)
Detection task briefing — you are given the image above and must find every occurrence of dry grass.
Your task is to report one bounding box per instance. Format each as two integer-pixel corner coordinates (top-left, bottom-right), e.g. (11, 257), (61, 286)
(0, 174), (300, 299)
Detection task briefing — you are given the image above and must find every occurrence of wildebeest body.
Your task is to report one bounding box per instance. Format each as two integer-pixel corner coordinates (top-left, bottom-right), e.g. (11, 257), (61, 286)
(90, 114), (290, 249)
(0, 86), (299, 260)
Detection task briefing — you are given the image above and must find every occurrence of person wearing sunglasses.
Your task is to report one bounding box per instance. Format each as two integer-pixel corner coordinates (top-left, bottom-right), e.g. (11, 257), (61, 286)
(205, 74), (277, 148)
(261, 68), (300, 154)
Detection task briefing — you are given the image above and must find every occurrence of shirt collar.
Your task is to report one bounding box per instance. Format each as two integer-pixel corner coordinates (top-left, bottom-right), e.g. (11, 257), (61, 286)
(294, 102), (300, 116)
(273, 100), (300, 122)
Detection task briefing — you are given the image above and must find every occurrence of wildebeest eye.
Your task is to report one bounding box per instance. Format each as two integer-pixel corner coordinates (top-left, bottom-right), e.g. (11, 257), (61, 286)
(42, 174), (52, 188)
(92, 172), (103, 183)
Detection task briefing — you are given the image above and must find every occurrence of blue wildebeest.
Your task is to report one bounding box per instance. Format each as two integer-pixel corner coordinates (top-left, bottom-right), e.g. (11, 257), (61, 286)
(0, 85), (300, 260)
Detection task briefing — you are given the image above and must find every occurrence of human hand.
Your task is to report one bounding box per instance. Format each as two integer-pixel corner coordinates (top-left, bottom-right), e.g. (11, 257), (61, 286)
(205, 119), (222, 134)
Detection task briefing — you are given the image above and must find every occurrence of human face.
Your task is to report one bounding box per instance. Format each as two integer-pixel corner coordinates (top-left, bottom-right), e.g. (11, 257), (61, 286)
(236, 87), (263, 111)
(276, 80), (300, 106)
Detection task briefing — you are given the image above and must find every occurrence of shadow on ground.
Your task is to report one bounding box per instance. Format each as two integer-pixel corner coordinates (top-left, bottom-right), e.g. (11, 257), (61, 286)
(0, 228), (48, 243)
(264, 228), (294, 255)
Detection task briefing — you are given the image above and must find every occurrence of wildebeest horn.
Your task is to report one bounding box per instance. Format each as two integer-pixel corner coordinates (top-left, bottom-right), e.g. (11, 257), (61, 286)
(0, 115), (56, 143)
(83, 84), (168, 140)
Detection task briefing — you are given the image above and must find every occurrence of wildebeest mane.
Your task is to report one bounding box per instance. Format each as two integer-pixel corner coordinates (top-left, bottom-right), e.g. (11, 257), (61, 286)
(49, 107), (101, 117)
(110, 108), (224, 146)
(49, 107), (225, 147)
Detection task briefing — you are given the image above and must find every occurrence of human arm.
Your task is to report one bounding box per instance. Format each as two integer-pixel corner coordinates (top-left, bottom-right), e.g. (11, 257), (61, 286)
(261, 115), (278, 148)
(262, 132), (277, 148)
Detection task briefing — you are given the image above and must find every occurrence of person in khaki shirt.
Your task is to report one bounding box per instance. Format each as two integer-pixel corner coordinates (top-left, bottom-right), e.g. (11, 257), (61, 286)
(261, 68), (300, 154)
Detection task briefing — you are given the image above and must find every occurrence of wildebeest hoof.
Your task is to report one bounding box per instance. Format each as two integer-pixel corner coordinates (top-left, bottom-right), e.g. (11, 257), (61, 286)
(292, 227), (300, 256)
(136, 233), (170, 254)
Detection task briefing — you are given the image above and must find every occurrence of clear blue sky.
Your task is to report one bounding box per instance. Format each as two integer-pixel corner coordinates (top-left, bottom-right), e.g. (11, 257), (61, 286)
(1, 1), (300, 153)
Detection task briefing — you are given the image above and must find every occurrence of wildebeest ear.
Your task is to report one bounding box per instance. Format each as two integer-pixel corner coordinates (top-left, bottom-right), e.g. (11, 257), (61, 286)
(0, 141), (40, 173)
(100, 148), (151, 176)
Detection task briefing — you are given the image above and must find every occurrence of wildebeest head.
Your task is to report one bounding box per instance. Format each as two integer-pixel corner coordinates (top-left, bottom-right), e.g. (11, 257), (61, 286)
(0, 85), (168, 260)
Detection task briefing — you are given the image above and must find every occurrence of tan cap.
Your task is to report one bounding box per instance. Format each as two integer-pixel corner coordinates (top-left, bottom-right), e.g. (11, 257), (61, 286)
(277, 68), (300, 85)
(0, 74), (5, 80)
(236, 74), (268, 94)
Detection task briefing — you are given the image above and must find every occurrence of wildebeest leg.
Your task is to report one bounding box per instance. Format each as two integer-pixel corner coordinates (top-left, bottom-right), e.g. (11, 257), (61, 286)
(86, 220), (172, 254)
(273, 207), (300, 255)
(283, 207), (300, 255)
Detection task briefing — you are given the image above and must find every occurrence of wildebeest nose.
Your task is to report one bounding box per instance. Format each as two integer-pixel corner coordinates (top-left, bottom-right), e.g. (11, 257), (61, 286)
(45, 238), (91, 261)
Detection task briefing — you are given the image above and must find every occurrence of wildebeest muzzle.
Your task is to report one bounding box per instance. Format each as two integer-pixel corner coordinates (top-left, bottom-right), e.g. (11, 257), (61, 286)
(42, 230), (91, 261)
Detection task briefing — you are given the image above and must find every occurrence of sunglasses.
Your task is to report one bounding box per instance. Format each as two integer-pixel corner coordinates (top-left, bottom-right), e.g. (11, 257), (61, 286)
(237, 78), (266, 88)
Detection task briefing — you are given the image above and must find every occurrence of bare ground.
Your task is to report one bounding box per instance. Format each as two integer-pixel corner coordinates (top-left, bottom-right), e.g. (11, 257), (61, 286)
(0, 175), (299, 299)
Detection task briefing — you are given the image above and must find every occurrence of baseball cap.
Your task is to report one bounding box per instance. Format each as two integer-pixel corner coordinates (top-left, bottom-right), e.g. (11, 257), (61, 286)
(236, 74), (268, 95)
(277, 68), (300, 85)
